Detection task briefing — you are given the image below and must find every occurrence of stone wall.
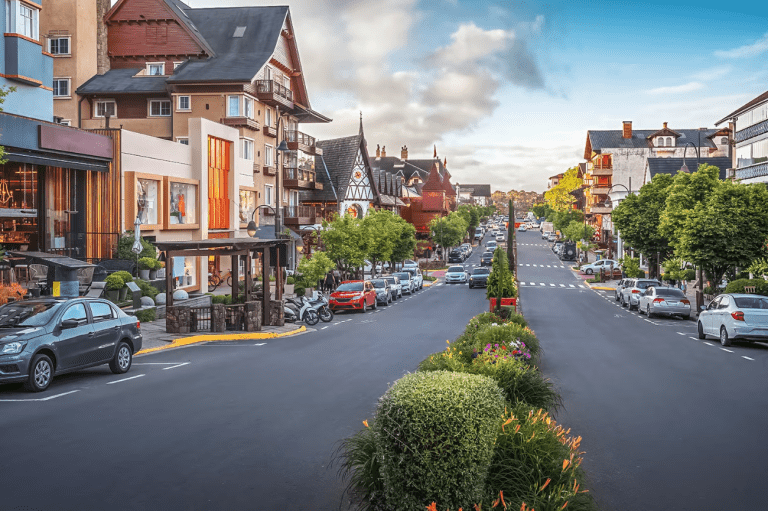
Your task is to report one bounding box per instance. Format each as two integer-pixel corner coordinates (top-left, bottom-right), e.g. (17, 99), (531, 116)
(244, 301), (262, 332)
(211, 304), (227, 332)
(166, 306), (191, 334)
(269, 300), (284, 327)
(97, 0), (111, 75)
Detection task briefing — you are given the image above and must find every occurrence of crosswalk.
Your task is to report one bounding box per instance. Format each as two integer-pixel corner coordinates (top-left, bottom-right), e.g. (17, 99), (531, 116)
(519, 243), (548, 247)
(518, 282), (586, 289)
(519, 263), (567, 268)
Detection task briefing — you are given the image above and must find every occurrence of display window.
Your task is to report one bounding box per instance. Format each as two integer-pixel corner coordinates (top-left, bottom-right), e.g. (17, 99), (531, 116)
(125, 172), (164, 231)
(137, 178), (159, 225)
(239, 188), (257, 227)
(165, 177), (199, 230)
(172, 255), (198, 289)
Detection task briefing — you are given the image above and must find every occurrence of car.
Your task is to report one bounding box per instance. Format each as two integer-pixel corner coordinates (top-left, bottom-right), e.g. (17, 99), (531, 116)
(518, 225), (527, 232)
(698, 293), (768, 346)
(486, 240), (498, 251)
(581, 259), (619, 275)
(448, 249), (465, 263)
(382, 275), (402, 300)
(370, 278), (393, 306)
(468, 267), (490, 288)
(553, 241), (564, 254)
(480, 251), (494, 266)
(461, 243), (473, 255)
(620, 278), (662, 310)
(329, 280), (378, 312)
(542, 231), (551, 240)
(402, 260), (419, 272)
(458, 245), (471, 258)
(445, 265), (469, 284)
(0, 298), (142, 392)
(495, 234), (505, 242)
(615, 279), (631, 301)
(363, 260), (383, 276)
(638, 286), (691, 319)
(403, 267), (424, 290)
(393, 271), (415, 294)
(547, 233), (558, 242)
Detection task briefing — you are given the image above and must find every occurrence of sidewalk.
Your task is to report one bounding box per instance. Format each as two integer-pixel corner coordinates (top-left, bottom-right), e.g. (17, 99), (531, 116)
(136, 319), (306, 355)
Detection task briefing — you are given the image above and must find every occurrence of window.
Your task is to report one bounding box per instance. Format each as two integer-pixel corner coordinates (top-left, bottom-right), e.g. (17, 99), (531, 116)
(244, 97), (254, 119)
(169, 181), (198, 226)
(283, 75), (291, 90)
(666, 137), (674, 147)
(177, 95), (191, 111)
(149, 100), (171, 117)
(62, 303), (87, 325)
(177, 137), (189, 145)
(265, 66), (272, 81)
(657, 138), (665, 147)
(146, 62), (164, 76)
(239, 189), (257, 224)
(18, 2), (37, 39)
(52, 78), (70, 97)
(48, 37), (70, 55)
(264, 144), (273, 167)
(58, 119), (71, 126)
(242, 138), (254, 160)
(173, 61), (183, 70)
(265, 108), (272, 127)
(264, 184), (274, 206)
(721, 137), (728, 145)
(228, 96), (240, 117)
(89, 302), (115, 322)
(137, 178), (160, 225)
(95, 100), (116, 118)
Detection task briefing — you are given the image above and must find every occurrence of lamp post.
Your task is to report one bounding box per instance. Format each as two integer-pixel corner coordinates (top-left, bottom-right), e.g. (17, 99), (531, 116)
(680, 142), (700, 174)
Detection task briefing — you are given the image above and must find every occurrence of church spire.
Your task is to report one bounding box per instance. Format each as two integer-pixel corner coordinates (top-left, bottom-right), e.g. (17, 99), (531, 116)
(433, 145), (437, 158)
(359, 111), (363, 135)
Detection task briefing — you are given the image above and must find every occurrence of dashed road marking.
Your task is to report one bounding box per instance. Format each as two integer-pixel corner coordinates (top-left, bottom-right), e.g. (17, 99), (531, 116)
(689, 337), (699, 341)
(721, 348), (734, 353)
(106, 374), (145, 385)
(677, 332), (686, 336)
(0, 390), (80, 402)
(550, 283), (555, 287)
(162, 362), (190, 370)
(539, 282), (546, 286)
(253, 343), (267, 346)
(743, 356), (755, 361)
(704, 342), (714, 346)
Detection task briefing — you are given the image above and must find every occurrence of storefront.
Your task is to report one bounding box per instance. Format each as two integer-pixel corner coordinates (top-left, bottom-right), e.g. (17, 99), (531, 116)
(0, 113), (117, 260)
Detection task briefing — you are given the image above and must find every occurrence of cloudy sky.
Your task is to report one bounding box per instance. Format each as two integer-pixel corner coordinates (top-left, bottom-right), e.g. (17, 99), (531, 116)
(180, 0), (768, 192)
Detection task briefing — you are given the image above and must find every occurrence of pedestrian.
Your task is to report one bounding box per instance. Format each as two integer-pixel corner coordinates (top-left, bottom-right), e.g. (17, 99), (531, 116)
(324, 271), (335, 294)
(682, 280), (687, 294)
(318, 278), (324, 293)
(333, 269), (341, 288)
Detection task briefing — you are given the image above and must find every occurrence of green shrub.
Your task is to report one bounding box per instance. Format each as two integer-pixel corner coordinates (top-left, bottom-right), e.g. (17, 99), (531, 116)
(374, 371), (504, 510)
(104, 274), (124, 291)
(135, 279), (159, 299)
(294, 285), (306, 297)
(337, 423), (385, 511)
(286, 275), (295, 285)
(484, 404), (596, 511)
(112, 271), (133, 285)
(586, 277), (600, 284)
(138, 257), (155, 270)
(620, 256), (644, 278)
(724, 278), (768, 296)
(116, 233), (156, 260)
(135, 307), (156, 323)
(423, 275), (437, 282)
(454, 323), (540, 362)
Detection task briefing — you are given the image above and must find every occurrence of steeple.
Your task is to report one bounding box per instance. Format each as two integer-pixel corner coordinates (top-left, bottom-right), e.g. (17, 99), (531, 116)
(359, 111), (363, 135)
(433, 145), (437, 158)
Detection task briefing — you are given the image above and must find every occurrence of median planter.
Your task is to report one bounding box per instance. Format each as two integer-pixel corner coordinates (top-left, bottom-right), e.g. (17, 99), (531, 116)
(489, 297), (516, 312)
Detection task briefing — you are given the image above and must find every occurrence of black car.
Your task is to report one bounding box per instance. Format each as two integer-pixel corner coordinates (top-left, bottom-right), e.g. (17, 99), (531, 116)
(0, 298), (143, 392)
(468, 267), (491, 288)
(370, 279), (392, 306)
(480, 251), (494, 266)
(448, 250), (465, 263)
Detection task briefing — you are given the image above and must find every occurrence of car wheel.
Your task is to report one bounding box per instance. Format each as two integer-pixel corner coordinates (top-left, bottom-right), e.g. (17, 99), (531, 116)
(646, 305), (654, 318)
(303, 309), (320, 325)
(372, 297), (377, 310)
(720, 326), (732, 347)
(697, 321), (705, 339)
(468, 283), (473, 289)
(586, 268), (593, 275)
(24, 354), (53, 392)
(109, 341), (133, 374)
(361, 301), (367, 313)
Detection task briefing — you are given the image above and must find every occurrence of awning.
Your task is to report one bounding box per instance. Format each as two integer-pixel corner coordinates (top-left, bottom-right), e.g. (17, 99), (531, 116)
(5, 151), (110, 172)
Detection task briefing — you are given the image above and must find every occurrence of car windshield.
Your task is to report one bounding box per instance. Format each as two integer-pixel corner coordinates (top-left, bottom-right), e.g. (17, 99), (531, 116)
(483, 252), (493, 257)
(394, 272), (410, 280)
(336, 282), (364, 292)
(0, 302), (62, 327)
(637, 281), (661, 290)
(734, 297), (768, 309)
(447, 266), (464, 273)
(472, 268), (490, 275)
(655, 289), (685, 297)
(371, 280), (386, 288)
(383, 277), (398, 284)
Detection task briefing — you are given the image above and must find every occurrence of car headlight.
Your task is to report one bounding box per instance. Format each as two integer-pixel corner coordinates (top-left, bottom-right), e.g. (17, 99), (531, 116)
(1, 341), (27, 355)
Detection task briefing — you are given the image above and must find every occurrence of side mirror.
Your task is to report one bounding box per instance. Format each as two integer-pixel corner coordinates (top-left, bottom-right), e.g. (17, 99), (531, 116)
(60, 319), (79, 329)
(699, 306), (706, 311)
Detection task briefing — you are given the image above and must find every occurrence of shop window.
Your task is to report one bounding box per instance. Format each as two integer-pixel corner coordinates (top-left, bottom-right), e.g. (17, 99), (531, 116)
(136, 178), (160, 226)
(149, 100), (171, 117)
(239, 189), (257, 226)
(168, 180), (198, 227)
(208, 136), (231, 230)
(172, 255), (197, 289)
(95, 100), (116, 118)
(0, 162), (38, 248)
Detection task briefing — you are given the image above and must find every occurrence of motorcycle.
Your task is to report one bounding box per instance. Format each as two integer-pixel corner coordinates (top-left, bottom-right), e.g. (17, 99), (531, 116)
(284, 297), (320, 325)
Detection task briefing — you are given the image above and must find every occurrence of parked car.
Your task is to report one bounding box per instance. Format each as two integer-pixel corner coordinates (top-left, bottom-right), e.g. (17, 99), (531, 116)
(620, 278), (662, 310)
(553, 241), (564, 254)
(370, 278), (393, 306)
(445, 265), (469, 284)
(461, 243), (473, 255)
(581, 259), (619, 275)
(698, 293), (768, 346)
(403, 268), (423, 290)
(480, 251), (494, 266)
(393, 271), (415, 294)
(382, 275), (402, 300)
(0, 298), (142, 392)
(363, 260), (383, 276)
(638, 286), (691, 319)
(495, 233), (505, 242)
(517, 225), (527, 232)
(402, 260), (419, 272)
(615, 279), (631, 301)
(468, 267), (490, 288)
(547, 233), (558, 242)
(486, 240), (498, 251)
(542, 231), (552, 240)
(329, 280), (378, 312)
(448, 250), (465, 263)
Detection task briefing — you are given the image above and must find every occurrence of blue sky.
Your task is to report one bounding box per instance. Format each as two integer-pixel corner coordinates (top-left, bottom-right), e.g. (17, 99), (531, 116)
(189, 0), (768, 192)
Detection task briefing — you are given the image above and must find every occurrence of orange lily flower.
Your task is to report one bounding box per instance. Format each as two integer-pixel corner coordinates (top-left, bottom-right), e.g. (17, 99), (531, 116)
(362, 420), (369, 428)
(539, 478), (551, 492)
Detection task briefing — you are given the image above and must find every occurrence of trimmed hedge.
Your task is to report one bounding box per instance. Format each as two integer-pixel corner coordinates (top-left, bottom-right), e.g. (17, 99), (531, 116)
(374, 371), (505, 510)
(724, 278), (768, 296)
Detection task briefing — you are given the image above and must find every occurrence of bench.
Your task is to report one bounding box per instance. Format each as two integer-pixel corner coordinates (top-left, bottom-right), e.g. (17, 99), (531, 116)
(95, 260), (137, 281)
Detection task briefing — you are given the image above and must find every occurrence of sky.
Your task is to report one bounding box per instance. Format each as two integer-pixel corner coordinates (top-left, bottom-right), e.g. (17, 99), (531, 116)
(176, 0), (768, 193)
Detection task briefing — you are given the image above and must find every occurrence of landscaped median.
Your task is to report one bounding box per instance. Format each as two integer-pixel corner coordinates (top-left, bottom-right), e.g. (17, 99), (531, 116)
(134, 325), (307, 356)
(338, 310), (596, 511)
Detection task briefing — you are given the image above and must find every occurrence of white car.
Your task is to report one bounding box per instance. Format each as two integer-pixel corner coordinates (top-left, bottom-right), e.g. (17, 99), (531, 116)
(698, 293), (768, 346)
(495, 234), (505, 242)
(402, 260), (419, 272)
(580, 259), (619, 275)
(404, 268), (424, 289)
(518, 225), (527, 232)
(444, 265), (469, 284)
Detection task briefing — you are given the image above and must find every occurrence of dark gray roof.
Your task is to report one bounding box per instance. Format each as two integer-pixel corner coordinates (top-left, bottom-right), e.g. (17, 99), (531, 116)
(77, 68), (169, 94)
(459, 184), (491, 197)
(162, 0), (216, 57)
(588, 129), (719, 151)
(301, 134), (363, 203)
(647, 157), (732, 181)
(168, 6), (288, 83)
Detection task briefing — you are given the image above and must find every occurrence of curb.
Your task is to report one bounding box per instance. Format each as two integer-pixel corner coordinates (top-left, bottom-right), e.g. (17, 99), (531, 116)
(588, 285), (616, 291)
(135, 325), (308, 356)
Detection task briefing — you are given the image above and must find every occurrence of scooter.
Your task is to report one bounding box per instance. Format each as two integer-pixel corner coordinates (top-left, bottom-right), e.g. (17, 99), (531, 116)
(311, 291), (334, 323)
(284, 297), (320, 325)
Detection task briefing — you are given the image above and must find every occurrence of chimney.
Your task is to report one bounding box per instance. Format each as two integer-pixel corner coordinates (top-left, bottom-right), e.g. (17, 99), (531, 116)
(622, 121), (632, 139)
(401, 145), (408, 160)
(376, 144), (381, 158)
(381, 145), (386, 158)
(663, 122), (668, 129)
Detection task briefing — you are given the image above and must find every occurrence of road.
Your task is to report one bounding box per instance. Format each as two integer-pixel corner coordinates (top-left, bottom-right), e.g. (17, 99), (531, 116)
(0, 246), (491, 510)
(517, 229), (768, 510)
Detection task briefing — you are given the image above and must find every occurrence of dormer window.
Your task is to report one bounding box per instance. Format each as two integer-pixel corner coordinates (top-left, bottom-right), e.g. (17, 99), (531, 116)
(146, 63), (164, 76)
(666, 137), (674, 147)
(658, 138), (666, 147)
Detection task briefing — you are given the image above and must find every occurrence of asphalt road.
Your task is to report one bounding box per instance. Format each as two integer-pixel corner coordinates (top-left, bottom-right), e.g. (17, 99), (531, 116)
(0, 246), (491, 511)
(517, 230), (768, 510)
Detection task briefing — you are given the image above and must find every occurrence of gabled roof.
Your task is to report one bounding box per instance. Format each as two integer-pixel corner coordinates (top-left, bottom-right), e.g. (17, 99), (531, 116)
(646, 124), (682, 140)
(646, 157), (732, 181)
(458, 184), (491, 197)
(77, 68), (169, 94)
(716, 91), (768, 126)
(586, 129), (718, 156)
(302, 134), (376, 203)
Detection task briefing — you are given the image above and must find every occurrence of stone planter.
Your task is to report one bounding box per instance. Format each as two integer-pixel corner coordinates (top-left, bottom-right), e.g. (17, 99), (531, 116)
(304, 287), (314, 297)
(119, 287), (129, 302)
(284, 284), (294, 295)
(139, 269), (150, 280)
(106, 289), (120, 303)
(149, 269), (158, 280)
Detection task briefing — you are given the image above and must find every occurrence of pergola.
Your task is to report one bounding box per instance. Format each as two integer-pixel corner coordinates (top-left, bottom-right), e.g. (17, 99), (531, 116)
(153, 238), (288, 325)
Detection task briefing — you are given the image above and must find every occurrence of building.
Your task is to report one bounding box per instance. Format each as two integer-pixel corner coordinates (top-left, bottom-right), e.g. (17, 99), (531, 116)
(40, 0), (111, 126)
(456, 184), (491, 206)
(643, 157), (733, 185)
(75, 0), (330, 236)
(715, 91), (768, 183)
(547, 174), (564, 190)
(0, 0), (53, 120)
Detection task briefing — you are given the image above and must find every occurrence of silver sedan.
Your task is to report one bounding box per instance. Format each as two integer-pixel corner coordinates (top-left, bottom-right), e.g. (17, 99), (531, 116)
(698, 293), (768, 346)
(638, 286), (691, 319)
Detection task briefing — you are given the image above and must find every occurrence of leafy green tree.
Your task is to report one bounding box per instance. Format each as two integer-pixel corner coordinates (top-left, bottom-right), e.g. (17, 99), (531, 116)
(362, 210), (398, 274)
(552, 209), (584, 233)
(457, 205), (481, 237)
(487, 246), (517, 309)
(531, 203), (553, 220)
(659, 164), (721, 250)
(430, 212), (468, 258)
(390, 218), (417, 264)
(296, 251), (335, 287)
(676, 180), (768, 286)
(620, 256), (644, 278)
(321, 214), (369, 278)
(562, 221), (594, 243)
(544, 166), (582, 212)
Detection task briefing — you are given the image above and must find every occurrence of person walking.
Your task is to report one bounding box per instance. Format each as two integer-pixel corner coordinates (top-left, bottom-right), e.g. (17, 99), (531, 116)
(324, 271), (335, 294)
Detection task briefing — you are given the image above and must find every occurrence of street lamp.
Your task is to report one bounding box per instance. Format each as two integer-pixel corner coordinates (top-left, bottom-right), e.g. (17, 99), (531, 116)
(680, 142), (700, 174)
(246, 204), (278, 238)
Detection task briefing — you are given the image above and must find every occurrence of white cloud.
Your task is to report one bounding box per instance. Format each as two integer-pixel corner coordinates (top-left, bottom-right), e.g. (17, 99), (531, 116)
(645, 82), (704, 95)
(690, 66), (731, 82)
(715, 33), (768, 59)
(429, 22), (511, 64)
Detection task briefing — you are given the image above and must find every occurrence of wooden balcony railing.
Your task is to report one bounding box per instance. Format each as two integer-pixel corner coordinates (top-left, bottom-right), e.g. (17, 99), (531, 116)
(283, 167), (323, 190)
(220, 117), (260, 131)
(284, 130), (316, 154)
(264, 125), (277, 138)
(263, 165), (276, 176)
(255, 80), (294, 109)
(283, 205), (319, 225)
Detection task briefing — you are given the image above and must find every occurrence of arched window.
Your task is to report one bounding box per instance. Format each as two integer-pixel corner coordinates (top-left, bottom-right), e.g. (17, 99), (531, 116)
(658, 138), (665, 147)
(666, 137), (673, 147)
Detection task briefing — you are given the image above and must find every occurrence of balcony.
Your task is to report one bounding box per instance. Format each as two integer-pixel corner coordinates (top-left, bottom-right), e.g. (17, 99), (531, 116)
(590, 186), (611, 195)
(735, 161), (768, 181)
(255, 80), (294, 110)
(220, 117), (260, 131)
(590, 166), (613, 176)
(590, 206), (612, 214)
(283, 205), (319, 226)
(735, 119), (768, 143)
(264, 125), (277, 138)
(253, 162), (261, 174)
(4, 33), (52, 87)
(285, 130), (317, 155)
(263, 165), (276, 176)
(283, 167), (323, 190)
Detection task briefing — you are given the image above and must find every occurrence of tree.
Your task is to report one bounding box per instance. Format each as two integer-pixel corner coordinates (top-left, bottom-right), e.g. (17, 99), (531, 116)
(320, 214), (369, 278)
(390, 218), (417, 264)
(552, 209), (584, 233)
(430, 212), (468, 258)
(456, 205), (481, 237)
(362, 210), (398, 275)
(486, 246), (517, 310)
(543, 166), (582, 212)
(507, 199), (514, 269)
(562, 221), (594, 243)
(612, 173), (674, 278)
(296, 251), (335, 288)
(531, 203), (553, 220)
(659, 164), (721, 250)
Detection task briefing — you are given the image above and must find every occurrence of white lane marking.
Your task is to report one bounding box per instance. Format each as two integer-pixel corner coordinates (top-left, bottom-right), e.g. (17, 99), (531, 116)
(560, 284), (565, 287)
(134, 362), (187, 366)
(539, 283), (546, 286)
(689, 337), (699, 341)
(321, 326), (328, 330)
(106, 374), (145, 385)
(569, 284), (575, 288)
(525, 264), (530, 267)
(704, 342), (714, 346)
(550, 283), (555, 287)
(720, 348), (734, 353)
(547, 265), (552, 268)
(162, 362), (190, 371)
(578, 285), (586, 289)
(253, 343), (267, 346)
(0, 390), (80, 402)
(743, 356), (755, 361)
(677, 332), (686, 336)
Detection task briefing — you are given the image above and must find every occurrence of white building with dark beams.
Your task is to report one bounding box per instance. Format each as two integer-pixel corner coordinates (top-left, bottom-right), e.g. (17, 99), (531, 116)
(716, 91), (768, 183)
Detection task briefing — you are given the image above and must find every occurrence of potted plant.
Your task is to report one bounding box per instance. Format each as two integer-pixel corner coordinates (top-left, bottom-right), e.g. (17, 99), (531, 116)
(149, 259), (163, 280)
(112, 271), (133, 301)
(105, 274), (124, 303)
(285, 275), (295, 296)
(138, 257), (154, 280)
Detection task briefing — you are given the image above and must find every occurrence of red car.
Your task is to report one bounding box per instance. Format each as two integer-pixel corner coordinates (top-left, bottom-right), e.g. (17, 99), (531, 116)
(329, 280), (377, 312)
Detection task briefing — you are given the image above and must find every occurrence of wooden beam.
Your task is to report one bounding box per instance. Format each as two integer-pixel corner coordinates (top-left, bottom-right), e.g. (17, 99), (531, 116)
(262, 248), (270, 325)
(166, 253), (174, 307)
